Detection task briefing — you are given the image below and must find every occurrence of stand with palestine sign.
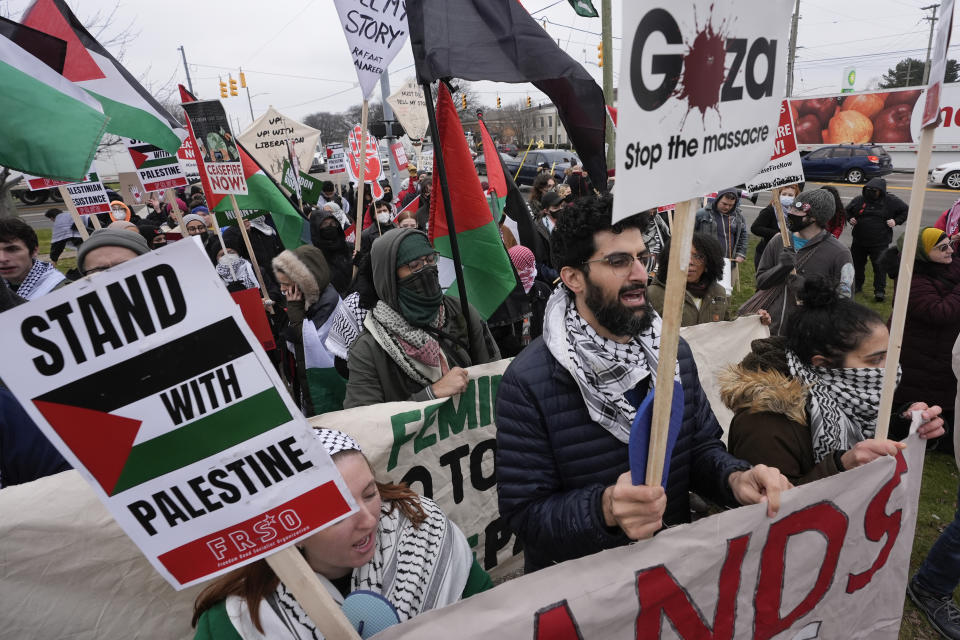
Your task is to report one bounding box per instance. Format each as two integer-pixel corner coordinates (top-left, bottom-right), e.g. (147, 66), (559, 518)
(0, 243), (357, 602)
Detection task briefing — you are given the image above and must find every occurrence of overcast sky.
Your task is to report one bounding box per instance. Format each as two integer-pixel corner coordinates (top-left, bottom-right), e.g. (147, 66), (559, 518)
(8, 0), (960, 134)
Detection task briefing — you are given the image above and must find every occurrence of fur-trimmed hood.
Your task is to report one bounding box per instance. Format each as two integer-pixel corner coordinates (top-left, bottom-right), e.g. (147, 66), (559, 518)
(718, 365), (808, 426)
(272, 245), (331, 307)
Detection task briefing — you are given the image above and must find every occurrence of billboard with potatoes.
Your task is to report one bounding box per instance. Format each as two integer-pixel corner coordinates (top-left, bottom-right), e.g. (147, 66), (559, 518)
(789, 85), (960, 151)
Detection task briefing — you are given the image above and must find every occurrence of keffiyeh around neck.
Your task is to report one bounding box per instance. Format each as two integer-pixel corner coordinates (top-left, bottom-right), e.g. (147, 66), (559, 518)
(542, 286), (678, 443)
(11, 260), (61, 300)
(366, 301), (449, 387)
(786, 349), (901, 463)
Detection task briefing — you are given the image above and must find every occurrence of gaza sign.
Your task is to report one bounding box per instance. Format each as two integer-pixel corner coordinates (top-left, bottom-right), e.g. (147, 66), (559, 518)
(614, 0), (792, 219)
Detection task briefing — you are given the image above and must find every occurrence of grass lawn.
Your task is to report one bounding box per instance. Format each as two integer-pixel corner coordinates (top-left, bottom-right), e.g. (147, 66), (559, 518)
(734, 238), (956, 639)
(35, 228), (77, 273)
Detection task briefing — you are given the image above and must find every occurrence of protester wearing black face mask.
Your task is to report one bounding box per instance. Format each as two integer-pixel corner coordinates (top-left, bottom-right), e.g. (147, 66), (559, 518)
(342, 228), (500, 408)
(310, 206), (353, 296)
(845, 177), (908, 302)
(753, 188), (854, 336)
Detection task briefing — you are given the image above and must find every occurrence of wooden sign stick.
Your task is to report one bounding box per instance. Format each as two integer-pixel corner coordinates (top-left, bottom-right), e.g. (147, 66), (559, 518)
(57, 185), (89, 240)
(266, 547), (361, 640)
(875, 125), (937, 439)
(89, 209), (103, 230)
(513, 141), (535, 183)
(645, 197), (697, 486)
(769, 187), (793, 249)
(355, 99), (369, 254)
(229, 194), (273, 308)
(163, 189), (189, 237)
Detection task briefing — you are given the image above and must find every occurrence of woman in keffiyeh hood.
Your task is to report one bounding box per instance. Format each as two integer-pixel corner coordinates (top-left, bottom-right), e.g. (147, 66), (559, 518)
(191, 428), (492, 639)
(719, 276), (945, 485)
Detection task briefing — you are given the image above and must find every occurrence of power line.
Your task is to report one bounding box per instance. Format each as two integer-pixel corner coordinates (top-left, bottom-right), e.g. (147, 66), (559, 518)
(189, 62), (355, 84)
(244, 0), (314, 63)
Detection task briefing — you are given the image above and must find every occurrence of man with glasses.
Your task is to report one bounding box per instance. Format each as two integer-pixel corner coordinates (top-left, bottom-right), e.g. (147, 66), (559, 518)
(77, 229), (151, 276)
(495, 194), (789, 573)
(755, 188), (854, 336)
(343, 228), (500, 408)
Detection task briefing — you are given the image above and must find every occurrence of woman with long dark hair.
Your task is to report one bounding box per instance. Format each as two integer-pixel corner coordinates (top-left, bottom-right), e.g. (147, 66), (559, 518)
(647, 232), (730, 326)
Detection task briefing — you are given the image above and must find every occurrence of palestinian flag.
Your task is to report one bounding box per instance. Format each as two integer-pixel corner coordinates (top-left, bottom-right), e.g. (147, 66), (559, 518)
(568, 0), (598, 18)
(30, 318), (291, 497)
(22, 0), (185, 154)
(477, 116), (549, 266)
(180, 85), (308, 250)
(428, 84), (516, 319)
(0, 19), (106, 181)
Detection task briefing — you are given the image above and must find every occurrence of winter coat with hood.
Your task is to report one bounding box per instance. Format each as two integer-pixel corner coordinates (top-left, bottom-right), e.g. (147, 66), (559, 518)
(310, 208), (354, 296)
(754, 229), (853, 336)
(273, 245), (346, 416)
(694, 188), (749, 260)
(845, 177), (908, 247)
(343, 228), (500, 409)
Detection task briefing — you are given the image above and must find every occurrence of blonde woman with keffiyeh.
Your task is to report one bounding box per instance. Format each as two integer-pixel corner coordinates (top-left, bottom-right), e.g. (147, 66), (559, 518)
(342, 229), (500, 409)
(191, 429), (491, 639)
(721, 276), (945, 485)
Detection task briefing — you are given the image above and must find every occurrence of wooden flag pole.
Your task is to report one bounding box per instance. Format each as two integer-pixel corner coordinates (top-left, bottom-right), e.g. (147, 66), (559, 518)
(58, 186), (89, 240)
(769, 187), (793, 249)
(229, 194), (274, 309)
(875, 125), (937, 439)
(645, 198), (697, 486)
(354, 99), (369, 254)
(164, 189), (189, 237)
(266, 547), (361, 640)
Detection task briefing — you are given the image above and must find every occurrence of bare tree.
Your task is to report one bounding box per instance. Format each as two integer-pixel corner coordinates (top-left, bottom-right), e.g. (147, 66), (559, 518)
(495, 101), (537, 145)
(303, 111), (351, 147)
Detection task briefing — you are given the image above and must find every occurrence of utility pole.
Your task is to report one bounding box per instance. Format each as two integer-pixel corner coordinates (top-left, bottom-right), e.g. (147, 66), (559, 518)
(785, 0), (801, 96)
(240, 67), (254, 123)
(177, 45), (194, 95)
(601, 0), (614, 171)
(379, 73), (403, 199)
(922, 3), (940, 84)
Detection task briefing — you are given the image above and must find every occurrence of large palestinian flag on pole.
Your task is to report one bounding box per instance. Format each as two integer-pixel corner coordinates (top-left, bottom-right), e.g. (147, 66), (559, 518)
(180, 86), (308, 250)
(21, 0), (186, 154)
(428, 84), (516, 319)
(0, 20), (106, 181)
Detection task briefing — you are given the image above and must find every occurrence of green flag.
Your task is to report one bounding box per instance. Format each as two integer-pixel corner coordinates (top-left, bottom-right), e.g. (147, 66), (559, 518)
(568, 0), (598, 18)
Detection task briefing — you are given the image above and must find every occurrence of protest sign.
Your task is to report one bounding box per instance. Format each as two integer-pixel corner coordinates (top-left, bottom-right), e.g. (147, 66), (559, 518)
(176, 137), (200, 180)
(0, 241), (356, 589)
(745, 100), (805, 194)
(327, 142), (346, 174)
(118, 171), (147, 205)
(65, 171), (111, 215)
(311, 360), (521, 580)
(124, 137), (189, 192)
(387, 79), (429, 141)
(375, 433), (925, 639)
(346, 124), (385, 200)
(613, 0), (791, 220)
(181, 99), (247, 196)
(238, 106), (321, 181)
(281, 159), (325, 206)
(231, 287), (276, 351)
(390, 141), (408, 172)
(923, 0), (955, 127)
(333, 0), (410, 99)
(22, 171), (90, 191)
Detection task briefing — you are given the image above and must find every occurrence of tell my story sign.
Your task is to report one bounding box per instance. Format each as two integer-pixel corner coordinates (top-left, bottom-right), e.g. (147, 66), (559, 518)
(0, 241), (356, 589)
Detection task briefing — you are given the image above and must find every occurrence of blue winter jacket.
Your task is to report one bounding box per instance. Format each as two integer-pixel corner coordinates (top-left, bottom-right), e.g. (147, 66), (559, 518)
(495, 336), (749, 572)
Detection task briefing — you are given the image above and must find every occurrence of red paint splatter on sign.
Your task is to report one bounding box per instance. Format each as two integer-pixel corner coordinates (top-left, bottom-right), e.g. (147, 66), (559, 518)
(674, 7), (728, 124)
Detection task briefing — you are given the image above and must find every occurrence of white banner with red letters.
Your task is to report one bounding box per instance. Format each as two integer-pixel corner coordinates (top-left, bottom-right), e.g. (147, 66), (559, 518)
(746, 100), (805, 193)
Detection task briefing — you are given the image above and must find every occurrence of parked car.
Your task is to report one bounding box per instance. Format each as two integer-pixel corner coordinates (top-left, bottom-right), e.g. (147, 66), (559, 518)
(497, 143), (520, 156)
(507, 149), (581, 186)
(474, 152), (515, 176)
(930, 161), (960, 189)
(800, 144), (893, 183)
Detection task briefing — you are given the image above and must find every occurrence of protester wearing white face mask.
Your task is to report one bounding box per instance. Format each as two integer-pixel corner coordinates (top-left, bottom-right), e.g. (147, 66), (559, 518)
(750, 184), (802, 270)
(360, 200), (397, 256)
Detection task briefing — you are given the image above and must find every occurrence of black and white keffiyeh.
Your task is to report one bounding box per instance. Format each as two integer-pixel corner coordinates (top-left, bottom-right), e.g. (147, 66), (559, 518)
(363, 301), (448, 387)
(9, 260), (63, 300)
(325, 292), (366, 360)
(786, 349), (901, 463)
(542, 286), (679, 443)
(313, 428), (362, 457)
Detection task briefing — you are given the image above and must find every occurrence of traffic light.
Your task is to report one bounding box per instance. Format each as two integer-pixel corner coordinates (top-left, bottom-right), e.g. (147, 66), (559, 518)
(496, 96), (501, 109)
(239, 71), (247, 88)
(229, 76), (238, 97)
(526, 96), (531, 108)
(219, 79), (228, 98)
(597, 43), (603, 68)
(461, 94), (467, 110)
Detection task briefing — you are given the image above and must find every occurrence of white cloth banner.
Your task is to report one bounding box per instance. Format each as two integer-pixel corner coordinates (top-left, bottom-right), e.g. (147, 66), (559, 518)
(238, 106), (321, 182)
(333, 0), (410, 99)
(613, 0), (792, 220)
(375, 434), (926, 639)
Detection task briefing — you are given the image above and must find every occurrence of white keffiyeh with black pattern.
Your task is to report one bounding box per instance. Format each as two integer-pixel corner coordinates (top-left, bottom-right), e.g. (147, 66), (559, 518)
(786, 349), (901, 463)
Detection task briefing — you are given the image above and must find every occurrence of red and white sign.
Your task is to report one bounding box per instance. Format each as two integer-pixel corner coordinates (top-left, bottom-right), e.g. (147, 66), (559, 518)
(0, 242), (356, 589)
(923, 0), (955, 127)
(65, 172), (111, 215)
(390, 141), (408, 171)
(745, 100), (805, 193)
(123, 137), (188, 192)
(346, 124), (385, 200)
(181, 100), (248, 196)
(176, 138), (200, 179)
(326, 143), (346, 174)
(23, 171), (91, 191)
(613, 0), (792, 220)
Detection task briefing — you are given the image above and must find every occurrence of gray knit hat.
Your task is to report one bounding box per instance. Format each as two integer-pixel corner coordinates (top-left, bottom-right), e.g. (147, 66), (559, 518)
(181, 213), (207, 228)
(77, 229), (150, 273)
(792, 189), (836, 227)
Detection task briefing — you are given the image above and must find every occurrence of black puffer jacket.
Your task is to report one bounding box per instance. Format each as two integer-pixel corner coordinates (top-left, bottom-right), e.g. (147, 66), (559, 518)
(495, 337), (748, 573)
(845, 177), (908, 247)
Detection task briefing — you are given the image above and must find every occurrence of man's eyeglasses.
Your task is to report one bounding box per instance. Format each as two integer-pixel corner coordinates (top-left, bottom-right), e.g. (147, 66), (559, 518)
(403, 251), (439, 273)
(583, 251), (654, 276)
(690, 252), (706, 265)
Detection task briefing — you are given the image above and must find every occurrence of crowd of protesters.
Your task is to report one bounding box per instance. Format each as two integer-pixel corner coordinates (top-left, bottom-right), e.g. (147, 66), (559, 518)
(4, 159), (960, 639)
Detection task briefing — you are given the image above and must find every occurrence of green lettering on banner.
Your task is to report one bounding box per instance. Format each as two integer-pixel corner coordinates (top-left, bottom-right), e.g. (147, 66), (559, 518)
(491, 375), (502, 406)
(438, 379), (477, 439)
(280, 159), (324, 205)
(477, 377), (490, 427)
(415, 402), (442, 454)
(388, 409), (421, 471)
